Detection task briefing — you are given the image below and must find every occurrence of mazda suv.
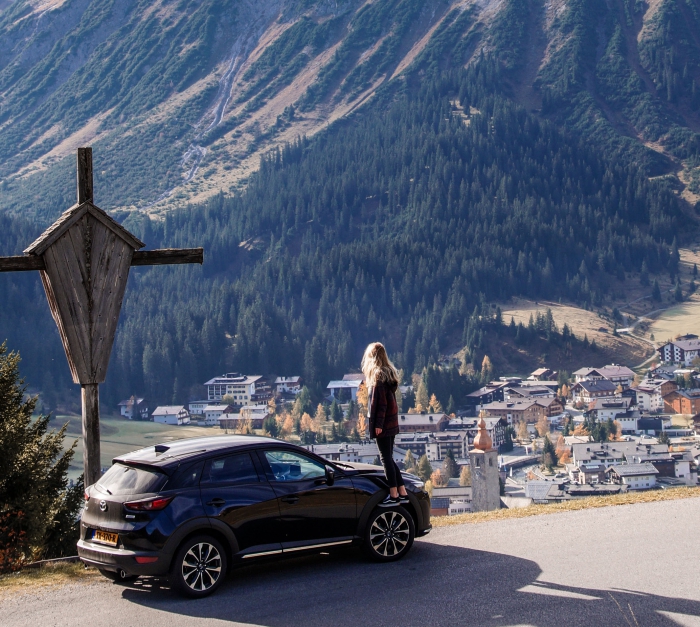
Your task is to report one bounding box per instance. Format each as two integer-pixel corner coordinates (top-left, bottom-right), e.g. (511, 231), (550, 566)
(78, 435), (431, 597)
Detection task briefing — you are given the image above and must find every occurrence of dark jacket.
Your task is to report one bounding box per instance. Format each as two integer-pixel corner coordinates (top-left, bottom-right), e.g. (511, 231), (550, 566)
(368, 380), (399, 438)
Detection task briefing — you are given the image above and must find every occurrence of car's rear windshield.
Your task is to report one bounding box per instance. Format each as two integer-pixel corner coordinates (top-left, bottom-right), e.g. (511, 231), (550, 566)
(96, 463), (168, 496)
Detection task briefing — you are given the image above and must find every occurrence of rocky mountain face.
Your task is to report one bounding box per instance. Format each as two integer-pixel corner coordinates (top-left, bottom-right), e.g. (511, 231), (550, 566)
(0, 0), (698, 222)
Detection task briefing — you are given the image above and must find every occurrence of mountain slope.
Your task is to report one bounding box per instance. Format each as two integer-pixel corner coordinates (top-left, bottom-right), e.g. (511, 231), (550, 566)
(0, 0), (698, 220)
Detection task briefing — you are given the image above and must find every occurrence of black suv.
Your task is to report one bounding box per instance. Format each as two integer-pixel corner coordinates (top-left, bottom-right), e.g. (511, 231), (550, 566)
(78, 435), (431, 597)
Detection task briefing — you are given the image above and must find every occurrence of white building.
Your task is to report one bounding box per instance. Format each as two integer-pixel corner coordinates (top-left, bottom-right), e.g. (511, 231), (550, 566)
(203, 404), (233, 426)
(588, 397), (632, 422)
(152, 406), (190, 425)
(657, 338), (700, 366)
(203, 373), (262, 405)
(304, 442), (406, 465)
(327, 379), (363, 401)
(275, 376), (302, 395)
(635, 384), (665, 413)
(189, 400), (214, 415)
(606, 463), (658, 490)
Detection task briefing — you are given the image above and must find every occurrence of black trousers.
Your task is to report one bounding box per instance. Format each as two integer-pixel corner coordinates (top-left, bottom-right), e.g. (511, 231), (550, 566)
(376, 435), (404, 489)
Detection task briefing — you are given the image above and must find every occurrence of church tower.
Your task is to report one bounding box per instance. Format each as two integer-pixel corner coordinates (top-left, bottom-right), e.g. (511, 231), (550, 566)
(469, 417), (501, 512)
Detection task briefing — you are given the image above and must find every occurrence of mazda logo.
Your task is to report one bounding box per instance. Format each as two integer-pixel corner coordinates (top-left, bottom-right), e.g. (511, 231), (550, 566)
(99, 500), (107, 512)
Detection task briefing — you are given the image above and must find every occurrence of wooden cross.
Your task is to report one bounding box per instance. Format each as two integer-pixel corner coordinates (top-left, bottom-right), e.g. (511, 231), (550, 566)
(0, 147), (203, 486)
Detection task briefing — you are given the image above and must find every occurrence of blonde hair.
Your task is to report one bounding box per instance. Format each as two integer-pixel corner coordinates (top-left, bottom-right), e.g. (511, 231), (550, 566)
(361, 342), (399, 387)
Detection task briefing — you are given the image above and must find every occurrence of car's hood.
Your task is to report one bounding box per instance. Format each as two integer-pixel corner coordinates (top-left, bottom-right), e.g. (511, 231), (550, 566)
(334, 461), (383, 473)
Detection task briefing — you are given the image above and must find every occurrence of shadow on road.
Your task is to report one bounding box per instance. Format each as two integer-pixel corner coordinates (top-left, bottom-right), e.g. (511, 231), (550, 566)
(119, 540), (700, 626)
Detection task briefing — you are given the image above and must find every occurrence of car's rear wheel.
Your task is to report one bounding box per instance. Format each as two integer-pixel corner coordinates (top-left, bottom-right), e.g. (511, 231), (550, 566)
(98, 568), (138, 583)
(363, 506), (415, 562)
(169, 535), (227, 598)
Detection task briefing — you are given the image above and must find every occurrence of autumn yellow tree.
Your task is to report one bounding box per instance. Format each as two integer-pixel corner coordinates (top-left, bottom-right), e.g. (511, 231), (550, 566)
(611, 420), (622, 441)
(536, 414), (550, 437)
(430, 468), (448, 487)
(573, 424), (590, 436)
(429, 394), (443, 413)
(517, 419), (529, 441)
(268, 397), (277, 415)
(314, 403), (327, 426)
(300, 412), (315, 435)
(559, 384), (569, 399)
(459, 465), (471, 486)
(358, 412), (368, 439)
(281, 414), (294, 438)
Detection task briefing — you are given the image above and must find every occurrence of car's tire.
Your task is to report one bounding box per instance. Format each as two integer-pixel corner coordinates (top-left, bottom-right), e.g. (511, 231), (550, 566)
(98, 568), (138, 583)
(363, 505), (415, 562)
(169, 535), (228, 598)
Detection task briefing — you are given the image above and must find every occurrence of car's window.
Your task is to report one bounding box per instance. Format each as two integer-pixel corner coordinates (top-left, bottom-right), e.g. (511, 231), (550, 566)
(97, 463), (168, 495)
(202, 453), (259, 484)
(264, 450), (326, 481)
(170, 461), (204, 489)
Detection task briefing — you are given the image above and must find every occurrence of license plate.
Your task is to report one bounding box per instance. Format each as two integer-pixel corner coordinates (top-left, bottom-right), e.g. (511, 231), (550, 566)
(92, 530), (118, 546)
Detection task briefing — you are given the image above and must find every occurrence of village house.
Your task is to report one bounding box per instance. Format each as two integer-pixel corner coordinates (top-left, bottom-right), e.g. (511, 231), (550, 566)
(188, 400), (215, 415)
(614, 409), (642, 434)
(464, 381), (510, 414)
(397, 413), (450, 433)
(657, 337), (700, 366)
(504, 385), (555, 401)
(587, 397), (632, 422)
(569, 462), (607, 485)
(152, 406), (190, 425)
(573, 365), (634, 389)
(606, 463), (658, 490)
(481, 399), (545, 425)
(446, 416), (508, 450)
(203, 404), (234, 426)
(204, 373), (263, 405)
(571, 379), (618, 404)
(304, 442), (406, 465)
(117, 396), (149, 420)
(634, 381), (669, 413)
(663, 389), (700, 415)
(536, 397), (565, 417)
(218, 405), (269, 430)
(327, 373), (365, 401)
(275, 376), (302, 395)
(528, 367), (558, 381)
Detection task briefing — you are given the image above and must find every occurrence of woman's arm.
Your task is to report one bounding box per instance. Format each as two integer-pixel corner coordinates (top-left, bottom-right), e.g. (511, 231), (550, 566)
(372, 382), (388, 432)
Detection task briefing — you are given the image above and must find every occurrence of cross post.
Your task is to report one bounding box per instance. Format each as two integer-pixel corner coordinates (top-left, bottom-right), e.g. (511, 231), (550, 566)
(0, 147), (203, 486)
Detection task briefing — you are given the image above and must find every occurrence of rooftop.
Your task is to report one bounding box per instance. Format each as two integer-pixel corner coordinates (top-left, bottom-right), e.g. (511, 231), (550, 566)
(608, 463), (659, 476)
(204, 373), (262, 386)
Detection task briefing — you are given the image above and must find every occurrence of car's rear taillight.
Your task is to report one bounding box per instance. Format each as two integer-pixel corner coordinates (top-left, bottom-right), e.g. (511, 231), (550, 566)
(84, 490), (89, 501)
(124, 496), (174, 512)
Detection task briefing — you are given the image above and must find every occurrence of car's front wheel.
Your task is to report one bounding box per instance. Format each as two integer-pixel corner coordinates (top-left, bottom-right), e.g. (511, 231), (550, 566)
(363, 506), (415, 562)
(169, 535), (228, 598)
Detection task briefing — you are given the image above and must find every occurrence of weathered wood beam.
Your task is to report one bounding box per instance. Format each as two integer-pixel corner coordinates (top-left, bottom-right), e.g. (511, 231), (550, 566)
(0, 255), (45, 272)
(77, 147), (93, 204)
(131, 248), (204, 266)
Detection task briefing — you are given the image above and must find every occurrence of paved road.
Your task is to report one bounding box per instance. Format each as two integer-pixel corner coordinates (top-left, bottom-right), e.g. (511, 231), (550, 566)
(4, 497), (700, 627)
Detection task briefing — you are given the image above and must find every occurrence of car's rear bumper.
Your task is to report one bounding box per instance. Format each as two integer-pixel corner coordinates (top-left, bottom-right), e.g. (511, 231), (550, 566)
(77, 539), (168, 576)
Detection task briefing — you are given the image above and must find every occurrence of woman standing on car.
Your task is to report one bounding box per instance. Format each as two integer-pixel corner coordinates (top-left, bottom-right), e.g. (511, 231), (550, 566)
(362, 342), (409, 507)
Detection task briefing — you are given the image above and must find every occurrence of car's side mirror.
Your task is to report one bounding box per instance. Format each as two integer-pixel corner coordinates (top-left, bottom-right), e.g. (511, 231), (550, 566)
(325, 466), (335, 486)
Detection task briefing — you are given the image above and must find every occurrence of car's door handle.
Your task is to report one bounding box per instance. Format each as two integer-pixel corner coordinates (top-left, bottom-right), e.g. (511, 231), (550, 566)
(206, 498), (226, 507)
(280, 496), (299, 504)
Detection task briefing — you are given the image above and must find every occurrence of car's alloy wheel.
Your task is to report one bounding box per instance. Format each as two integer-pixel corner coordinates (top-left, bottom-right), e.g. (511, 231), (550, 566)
(170, 535), (227, 598)
(364, 505), (415, 562)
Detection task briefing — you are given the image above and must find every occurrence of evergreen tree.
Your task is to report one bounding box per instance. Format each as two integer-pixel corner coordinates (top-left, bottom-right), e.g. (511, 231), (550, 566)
(415, 379), (429, 412)
(416, 454), (433, 482)
(0, 344), (83, 571)
(541, 435), (558, 472)
(652, 280), (662, 301)
(404, 450), (417, 473)
(329, 399), (341, 423)
(442, 449), (458, 479)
